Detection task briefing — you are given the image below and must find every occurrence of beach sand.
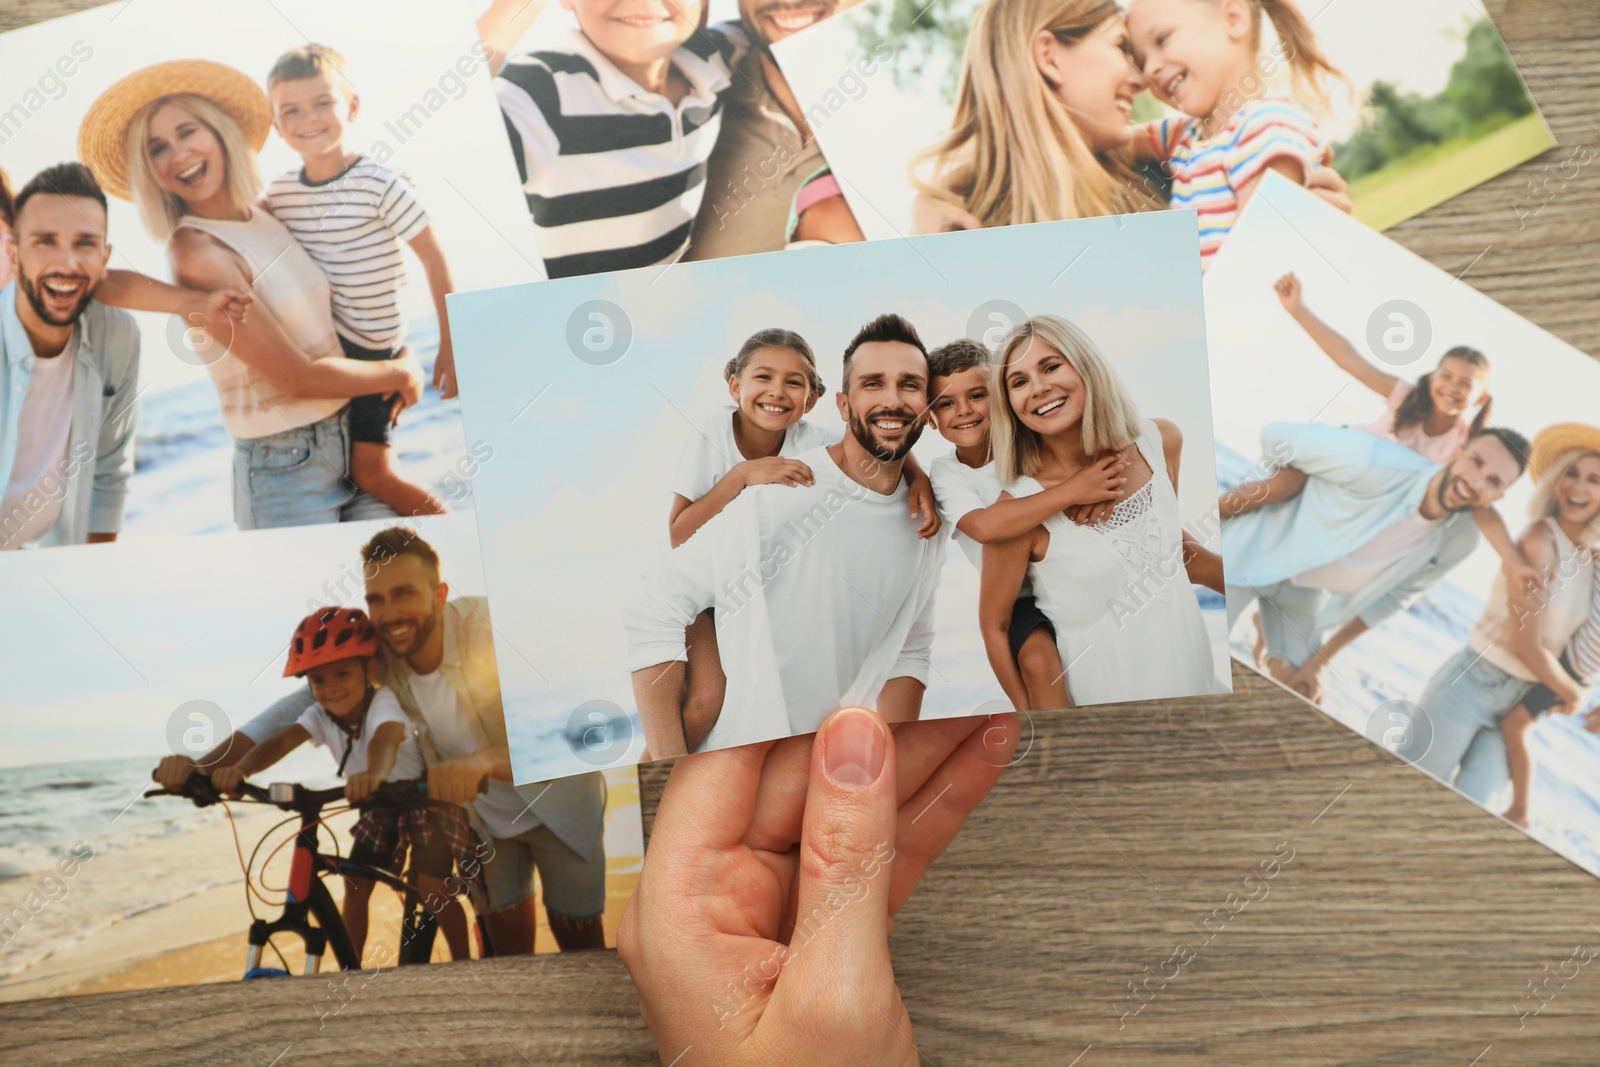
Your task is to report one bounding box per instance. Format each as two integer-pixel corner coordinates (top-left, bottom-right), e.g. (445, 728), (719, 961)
(0, 775), (642, 1003)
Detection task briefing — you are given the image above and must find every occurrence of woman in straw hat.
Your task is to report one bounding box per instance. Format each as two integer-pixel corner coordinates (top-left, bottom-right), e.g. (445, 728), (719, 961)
(78, 60), (422, 529)
(1407, 423), (1600, 823)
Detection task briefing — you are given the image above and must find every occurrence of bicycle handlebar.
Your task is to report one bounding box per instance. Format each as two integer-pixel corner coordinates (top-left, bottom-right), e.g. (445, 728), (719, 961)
(146, 772), (484, 812)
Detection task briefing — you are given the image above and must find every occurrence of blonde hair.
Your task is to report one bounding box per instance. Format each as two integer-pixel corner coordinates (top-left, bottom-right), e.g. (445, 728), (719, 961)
(1528, 447), (1600, 547)
(990, 315), (1144, 486)
(910, 0), (1163, 228)
(126, 93), (263, 243)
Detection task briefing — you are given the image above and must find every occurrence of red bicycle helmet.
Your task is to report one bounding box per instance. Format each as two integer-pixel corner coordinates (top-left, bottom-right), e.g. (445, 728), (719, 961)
(283, 607), (381, 677)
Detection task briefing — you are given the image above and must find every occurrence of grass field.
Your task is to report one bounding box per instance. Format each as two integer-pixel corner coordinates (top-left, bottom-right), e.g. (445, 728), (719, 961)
(1349, 113), (1557, 231)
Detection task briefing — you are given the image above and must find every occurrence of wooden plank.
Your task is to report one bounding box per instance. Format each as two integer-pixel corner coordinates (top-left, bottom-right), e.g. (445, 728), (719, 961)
(2, 0), (1598, 1062)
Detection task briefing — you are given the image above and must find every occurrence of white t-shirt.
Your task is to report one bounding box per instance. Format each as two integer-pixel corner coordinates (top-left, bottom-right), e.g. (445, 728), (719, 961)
(294, 687), (425, 779)
(629, 445), (940, 734)
(672, 404), (836, 503)
(1292, 510), (1442, 596)
(407, 667), (541, 840)
(0, 337), (76, 550)
(929, 454), (1036, 597)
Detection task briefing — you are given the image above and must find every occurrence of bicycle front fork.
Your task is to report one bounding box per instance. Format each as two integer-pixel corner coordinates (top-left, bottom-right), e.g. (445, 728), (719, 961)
(248, 918), (328, 975)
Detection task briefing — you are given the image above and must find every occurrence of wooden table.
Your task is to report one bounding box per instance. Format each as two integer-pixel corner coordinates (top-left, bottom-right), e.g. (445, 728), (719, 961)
(4, 0), (1598, 1062)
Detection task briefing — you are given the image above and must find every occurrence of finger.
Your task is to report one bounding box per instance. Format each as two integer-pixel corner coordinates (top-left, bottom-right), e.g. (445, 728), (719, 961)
(890, 714), (994, 807)
(781, 708), (896, 988)
(888, 713), (1018, 915)
(650, 741), (776, 876)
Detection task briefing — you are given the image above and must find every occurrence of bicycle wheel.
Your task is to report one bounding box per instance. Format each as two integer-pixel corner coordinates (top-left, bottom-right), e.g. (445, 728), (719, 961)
(307, 877), (362, 971)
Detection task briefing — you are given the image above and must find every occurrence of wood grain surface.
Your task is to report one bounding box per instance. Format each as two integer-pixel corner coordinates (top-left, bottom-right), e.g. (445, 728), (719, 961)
(3, 0), (1598, 1063)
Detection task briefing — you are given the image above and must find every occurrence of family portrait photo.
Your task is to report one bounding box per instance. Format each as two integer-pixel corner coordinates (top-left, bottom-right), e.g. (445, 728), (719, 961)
(447, 212), (1231, 783)
(0, 0), (540, 552)
(1208, 175), (1600, 881)
(770, 0), (1552, 253)
(0, 513), (643, 1000)
(471, 0), (869, 279)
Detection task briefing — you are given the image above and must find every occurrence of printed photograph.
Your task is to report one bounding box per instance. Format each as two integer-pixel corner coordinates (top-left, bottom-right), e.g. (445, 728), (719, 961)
(0, 513), (643, 1000)
(770, 0), (1555, 254)
(471, 0), (863, 278)
(0, 0), (540, 552)
(1209, 175), (1600, 881)
(448, 212), (1231, 783)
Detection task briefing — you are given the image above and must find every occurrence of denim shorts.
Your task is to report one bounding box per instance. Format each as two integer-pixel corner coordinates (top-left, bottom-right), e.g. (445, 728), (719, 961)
(232, 408), (399, 530)
(478, 822), (607, 919)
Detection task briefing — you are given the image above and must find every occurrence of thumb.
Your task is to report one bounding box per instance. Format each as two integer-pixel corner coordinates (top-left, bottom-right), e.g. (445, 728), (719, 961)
(781, 707), (897, 992)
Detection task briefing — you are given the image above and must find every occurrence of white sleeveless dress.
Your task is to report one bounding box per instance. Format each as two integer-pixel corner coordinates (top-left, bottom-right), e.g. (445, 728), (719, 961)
(1009, 419), (1223, 706)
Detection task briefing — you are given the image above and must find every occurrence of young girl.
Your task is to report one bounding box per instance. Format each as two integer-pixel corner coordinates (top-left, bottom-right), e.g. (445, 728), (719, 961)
(1221, 273), (1539, 657)
(1126, 0), (1346, 267)
(664, 328), (939, 752)
(211, 608), (475, 962)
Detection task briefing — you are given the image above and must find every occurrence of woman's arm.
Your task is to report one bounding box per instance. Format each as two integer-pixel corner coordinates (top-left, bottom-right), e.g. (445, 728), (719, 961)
(1273, 272), (1398, 399)
(978, 531), (1040, 712)
(1506, 524), (1582, 701)
(171, 231), (421, 404)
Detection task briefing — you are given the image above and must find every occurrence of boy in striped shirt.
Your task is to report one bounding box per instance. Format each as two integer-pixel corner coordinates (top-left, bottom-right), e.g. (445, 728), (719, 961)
(490, 0), (748, 279)
(263, 44), (453, 517)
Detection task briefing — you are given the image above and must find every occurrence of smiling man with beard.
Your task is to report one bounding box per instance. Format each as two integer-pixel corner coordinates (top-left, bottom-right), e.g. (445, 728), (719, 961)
(0, 163), (138, 550)
(625, 313), (945, 757)
(1221, 422), (1530, 702)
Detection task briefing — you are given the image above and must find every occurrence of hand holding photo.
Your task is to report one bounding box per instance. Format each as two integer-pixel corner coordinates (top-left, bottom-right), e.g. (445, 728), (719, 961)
(449, 211), (1232, 782)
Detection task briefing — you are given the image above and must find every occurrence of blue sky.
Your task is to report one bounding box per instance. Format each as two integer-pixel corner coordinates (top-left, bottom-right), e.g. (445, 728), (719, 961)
(447, 212), (1231, 781)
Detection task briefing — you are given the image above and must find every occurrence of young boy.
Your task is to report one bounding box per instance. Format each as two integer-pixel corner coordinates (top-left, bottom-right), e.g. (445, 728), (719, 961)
(488, 0), (749, 278)
(211, 607), (472, 962)
(925, 339), (1130, 711)
(263, 44), (454, 517)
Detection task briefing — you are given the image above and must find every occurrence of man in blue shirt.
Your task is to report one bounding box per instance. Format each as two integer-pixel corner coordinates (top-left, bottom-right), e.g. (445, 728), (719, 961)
(1222, 421), (1529, 702)
(0, 163), (138, 550)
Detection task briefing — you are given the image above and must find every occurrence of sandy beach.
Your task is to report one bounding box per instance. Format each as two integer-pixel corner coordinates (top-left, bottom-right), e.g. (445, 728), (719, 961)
(0, 769), (642, 1003)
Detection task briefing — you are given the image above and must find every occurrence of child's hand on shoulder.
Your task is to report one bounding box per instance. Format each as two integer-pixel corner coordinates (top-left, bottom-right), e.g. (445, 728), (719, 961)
(345, 772), (385, 804)
(1064, 454), (1128, 508)
(736, 456), (814, 488)
(210, 766), (246, 796)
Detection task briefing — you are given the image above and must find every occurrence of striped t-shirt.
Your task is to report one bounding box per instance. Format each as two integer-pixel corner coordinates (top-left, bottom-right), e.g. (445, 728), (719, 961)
(1150, 98), (1324, 269)
(496, 25), (746, 280)
(265, 158), (431, 350)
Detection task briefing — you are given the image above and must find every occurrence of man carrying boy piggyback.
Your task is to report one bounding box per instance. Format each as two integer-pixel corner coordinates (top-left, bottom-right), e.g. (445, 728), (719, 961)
(262, 45), (458, 517)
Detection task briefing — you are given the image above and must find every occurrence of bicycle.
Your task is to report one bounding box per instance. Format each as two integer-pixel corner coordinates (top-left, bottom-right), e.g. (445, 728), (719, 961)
(146, 771), (491, 978)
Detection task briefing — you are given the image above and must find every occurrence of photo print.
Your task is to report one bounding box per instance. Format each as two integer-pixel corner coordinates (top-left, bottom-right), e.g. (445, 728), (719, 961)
(1208, 174), (1600, 880)
(0, 513), (644, 1000)
(0, 0), (539, 552)
(770, 0), (1554, 256)
(447, 210), (1233, 784)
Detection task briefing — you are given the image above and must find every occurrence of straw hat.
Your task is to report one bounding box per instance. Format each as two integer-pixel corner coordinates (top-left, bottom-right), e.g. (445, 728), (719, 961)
(77, 60), (272, 202)
(1529, 423), (1600, 485)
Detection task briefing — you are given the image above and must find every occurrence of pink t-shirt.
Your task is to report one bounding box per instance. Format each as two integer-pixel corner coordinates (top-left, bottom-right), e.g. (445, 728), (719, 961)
(1354, 380), (1470, 464)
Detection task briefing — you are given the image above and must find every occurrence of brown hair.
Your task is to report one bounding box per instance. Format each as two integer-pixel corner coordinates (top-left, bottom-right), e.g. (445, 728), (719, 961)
(1238, 0), (1347, 111)
(724, 327), (825, 397)
(928, 339), (992, 381)
(267, 43), (354, 96)
(361, 526), (442, 586)
(1393, 346), (1492, 438)
(842, 313), (929, 390)
(0, 166), (13, 227)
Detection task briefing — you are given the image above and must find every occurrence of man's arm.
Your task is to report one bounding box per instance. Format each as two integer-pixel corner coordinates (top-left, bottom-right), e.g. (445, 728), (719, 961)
(1287, 618), (1368, 703)
(878, 547), (940, 723)
(87, 312), (140, 539)
(874, 676), (926, 724)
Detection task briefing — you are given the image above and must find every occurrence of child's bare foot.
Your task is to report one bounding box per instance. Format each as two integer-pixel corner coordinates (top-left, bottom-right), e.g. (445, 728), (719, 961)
(1503, 806), (1530, 830)
(1264, 656), (1298, 689)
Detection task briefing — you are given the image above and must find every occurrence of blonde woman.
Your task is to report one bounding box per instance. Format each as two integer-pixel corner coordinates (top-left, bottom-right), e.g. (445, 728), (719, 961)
(78, 61), (421, 529)
(909, 0), (1349, 233)
(978, 315), (1225, 709)
(1404, 425), (1600, 823)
